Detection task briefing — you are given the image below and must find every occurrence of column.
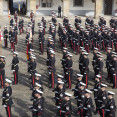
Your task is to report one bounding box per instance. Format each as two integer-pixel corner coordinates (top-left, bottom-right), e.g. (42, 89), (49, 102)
(63, 0), (70, 17)
(30, 0), (36, 15)
(95, 0), (103, 19)
(0, 0), (3, 16)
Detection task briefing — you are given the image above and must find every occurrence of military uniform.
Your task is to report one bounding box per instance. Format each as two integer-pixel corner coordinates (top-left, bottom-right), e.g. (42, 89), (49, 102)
(2, 79), (13, 117)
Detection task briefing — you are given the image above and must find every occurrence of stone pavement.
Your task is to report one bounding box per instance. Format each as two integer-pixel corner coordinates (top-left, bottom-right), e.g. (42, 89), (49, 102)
(0, 16), (116, 117)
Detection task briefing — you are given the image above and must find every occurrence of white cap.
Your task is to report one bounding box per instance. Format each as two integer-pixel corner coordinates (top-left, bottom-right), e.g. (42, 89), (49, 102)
(57, 74), (64, 78)
(80, 82), (86, 86)
(36, 89), (43, 94)
(94, 47), (98, 50)
(35, 73), (41, 77)
(108, 91), (115, 95)
(96, 74), (101, 78)
(5, 79), (12, 84)
(31, 56), (36, 59)
(84, 52), (88, 55)
(77, 74), (83, 77)
(58, 81), (64, 84)
(85, 89), (92, 94)
(30, 49), (34, 52)
(13, 52), (18, 55)
(68, 54), (72, 57)
(0, 55), (5, 58)
(63, 47), (68, 50)
(35, 83), (41, 87)
(101, 83), (107, 87)
(64, 92), (72, 97)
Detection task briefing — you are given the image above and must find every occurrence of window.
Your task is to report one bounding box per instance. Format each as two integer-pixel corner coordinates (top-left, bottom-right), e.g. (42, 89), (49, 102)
(41, 0), (52, 7)
(74, 0), (83, 6)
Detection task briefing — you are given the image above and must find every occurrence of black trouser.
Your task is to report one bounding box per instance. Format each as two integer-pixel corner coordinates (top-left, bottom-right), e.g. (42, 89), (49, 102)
(58, 12), (61, 17)
(5, 105), (12, 117)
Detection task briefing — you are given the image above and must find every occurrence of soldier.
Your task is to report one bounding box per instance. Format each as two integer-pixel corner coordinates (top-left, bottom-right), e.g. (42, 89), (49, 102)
(105, 91), (116, 117)
(64, 53), (73, 89)
(10, 17), (14, 27)
(14, 11), (18, 25)
(30, 10), (34, 22)
(97, 83), (107, 117)
(106, 47), (112, 80)
(82, 52), (89, 88)
(58, 5), (61, 18)
(75, 82), (86, 116)
(72, 74), (83, 97)
(83, 89), (94, 117)
(9, 26), (12, 48)
(48, 51), (56, 88)
(31, 89), (44, 117)
(11, 52), (19, 85)
(21, 17), (24, 33)
(4, 26), (8, 48)
(60, 92), (72, 117)
(14, 23), (18, 45)
(91, 75), (101, 114)
(112, 55), (117, 88)
(2, 78), (13, 117)
(0, 56), (5, 88)
(18, 18), (22, 34)
(53, 81), (65, 116)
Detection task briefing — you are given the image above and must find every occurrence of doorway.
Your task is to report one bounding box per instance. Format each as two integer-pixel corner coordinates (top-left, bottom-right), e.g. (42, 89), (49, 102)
(104, 0), (113, 15)
(9, 0), (27, 15)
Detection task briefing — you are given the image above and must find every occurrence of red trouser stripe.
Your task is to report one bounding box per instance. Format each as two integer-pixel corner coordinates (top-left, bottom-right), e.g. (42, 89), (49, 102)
(52, 72), (54, 88)
(14, 71), (16, 84)
(33, 76), (34, 86)
(1, 75), (3, 88)
(69, 73), (71, 89)
(86, 74), (87, 88)
(60, 110), (61, 115)
(102, 109), (104, 117)
(115, 74), (116, 88)
(7, 106), (11, 117)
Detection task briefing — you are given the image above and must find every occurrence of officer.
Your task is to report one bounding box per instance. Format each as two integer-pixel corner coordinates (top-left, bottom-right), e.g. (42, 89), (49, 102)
(83, 89), (94, 117)
(2, 78), (13, 117)
(11, 52), (19, 85)
(105, 91), (116, 117)
(0, 56), (5, 88)
(97, 83), (107, 117)
(60, 92), (72, 117)
(9, 26), (12, 48)
(4, 26), (8, 48)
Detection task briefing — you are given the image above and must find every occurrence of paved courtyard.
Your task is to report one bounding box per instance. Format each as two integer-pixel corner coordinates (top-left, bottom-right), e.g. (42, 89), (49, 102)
(0, 15), (116, 117)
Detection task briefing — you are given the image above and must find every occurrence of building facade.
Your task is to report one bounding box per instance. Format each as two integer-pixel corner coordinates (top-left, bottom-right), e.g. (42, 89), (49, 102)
(1, 0), (117, 18)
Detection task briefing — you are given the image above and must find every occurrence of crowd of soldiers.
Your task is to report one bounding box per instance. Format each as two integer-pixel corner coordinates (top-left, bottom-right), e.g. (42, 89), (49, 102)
(0, 9), (117, 117)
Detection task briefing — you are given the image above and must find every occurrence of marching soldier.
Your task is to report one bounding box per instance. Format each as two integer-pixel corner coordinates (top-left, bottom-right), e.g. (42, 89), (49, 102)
(2, 79), (13, 117)
(64, 53), (73, 89)
(105, 91), (116, 117)
(10, 17), (14, 27)
(31, 89), (45, 117)
(14, 11), (18, 25)
(97, 84), (107, 117)
(11, 52), (19, 85)
(4, 26), (8, 48)
(0, 56), (5, 88)
(14, 23), (18, 45)
(18, 18), (22, 34)
(60, 92), (72, 117)
(83, 89), (94, 117)
(82, 52), (89, 88)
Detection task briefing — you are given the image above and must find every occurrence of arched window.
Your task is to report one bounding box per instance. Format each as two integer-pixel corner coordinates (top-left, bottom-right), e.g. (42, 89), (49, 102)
(41, 0), (52, 7)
